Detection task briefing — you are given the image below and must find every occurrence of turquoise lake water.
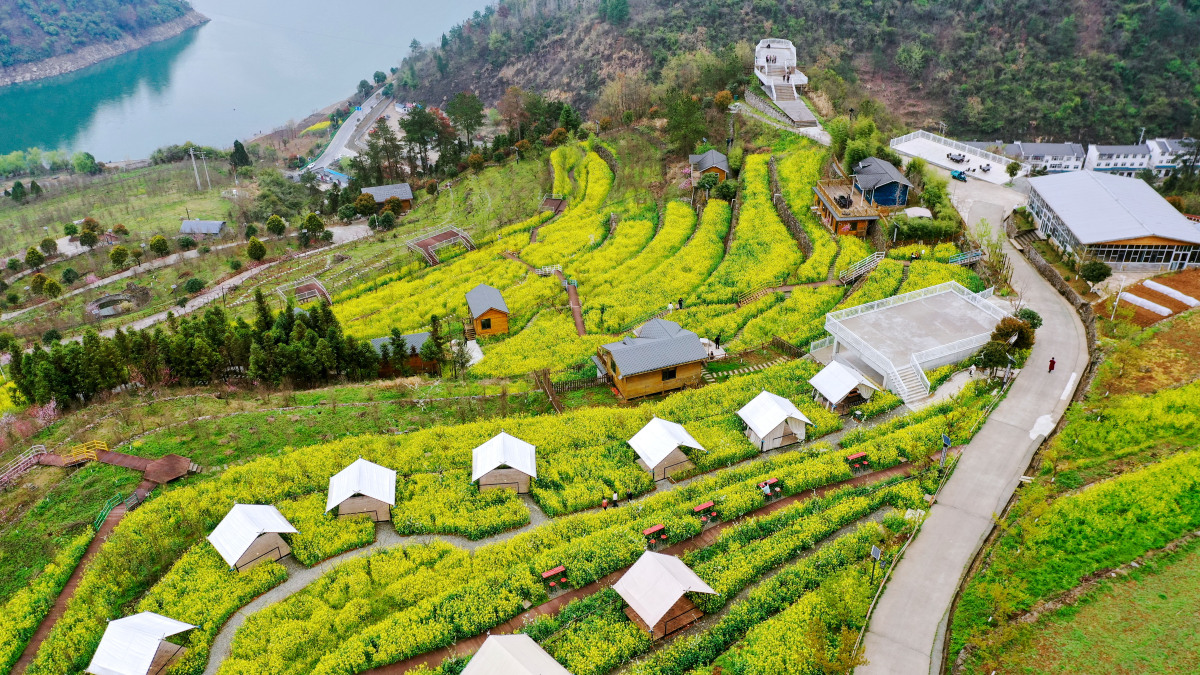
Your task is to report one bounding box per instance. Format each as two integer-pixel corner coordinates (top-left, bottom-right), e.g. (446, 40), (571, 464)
(0, 0), (490, 160)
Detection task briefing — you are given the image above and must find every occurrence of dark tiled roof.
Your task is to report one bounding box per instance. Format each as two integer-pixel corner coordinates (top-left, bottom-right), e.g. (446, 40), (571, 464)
(602, 319), (708, 377)
(688, 149), (730, 175)
(179, 220), (226, 234)
(852, 157), (912, 191)
(465, 284), (508, 317)
(362, 183), (414, 202)
(369, 332), (430, 356)
(1093, 144), (1151, 155)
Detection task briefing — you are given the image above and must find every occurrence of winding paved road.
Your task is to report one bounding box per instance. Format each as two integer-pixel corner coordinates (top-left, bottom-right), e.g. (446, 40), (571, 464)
(857, 181), (1089, 674)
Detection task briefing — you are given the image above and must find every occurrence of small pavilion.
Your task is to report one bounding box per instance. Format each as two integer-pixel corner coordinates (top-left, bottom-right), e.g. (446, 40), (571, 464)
(628, 417), (705, 481)
(86, 612), (195, 675)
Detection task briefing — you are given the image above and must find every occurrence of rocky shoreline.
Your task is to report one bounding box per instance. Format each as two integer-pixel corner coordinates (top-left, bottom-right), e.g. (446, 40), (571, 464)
(0, 10), (210, 88)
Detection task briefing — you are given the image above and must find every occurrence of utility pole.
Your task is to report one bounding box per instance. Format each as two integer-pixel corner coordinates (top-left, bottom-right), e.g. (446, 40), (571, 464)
(198, 151), (212, 190)
(188, 148), (202, 190)
(1137, 127), (1146, 145)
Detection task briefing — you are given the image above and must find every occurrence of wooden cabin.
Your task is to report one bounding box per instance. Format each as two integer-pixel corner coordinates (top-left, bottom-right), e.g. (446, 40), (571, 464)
(852, 157), (912, 208)
(808, 360), (882, 414)
(369, 332), (439, 376)
(596, 319), (708, 399)
(737, 390), (813, 451)
(361, 183), (414, 213)
(326, 458), (396, 522)
(207, 504), (297, 571)
(689, 149), (730, 182)
(87, 612), (196, 675)
(462, 635), (570, 675)
(466, 283), (510, 337)
(472, 432), (537, 493)
(613, 551), (717, 639)
(628, 417), (706, 481)
(813, 178), (879, 238)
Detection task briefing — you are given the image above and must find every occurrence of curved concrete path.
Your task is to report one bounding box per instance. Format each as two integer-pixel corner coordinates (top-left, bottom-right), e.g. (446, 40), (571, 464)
(857, 187), (1089, 674)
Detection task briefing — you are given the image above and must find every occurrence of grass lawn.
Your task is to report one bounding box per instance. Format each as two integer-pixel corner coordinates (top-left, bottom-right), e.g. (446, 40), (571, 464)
(401, 157), (547, 239)
(0, 163), (233, 261)
(988, 540), (1200, 675)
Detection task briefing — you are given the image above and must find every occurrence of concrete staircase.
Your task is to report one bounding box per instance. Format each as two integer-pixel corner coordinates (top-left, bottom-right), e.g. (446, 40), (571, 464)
(773, 84), (798, 101)
(894, 364), (930, 405)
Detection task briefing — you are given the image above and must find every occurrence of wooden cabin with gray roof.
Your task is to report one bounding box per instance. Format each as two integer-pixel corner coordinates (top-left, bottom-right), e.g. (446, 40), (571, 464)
(465, 283), (509, 337)
(689, 149), (730, 182)
(361, 182), (414, 212)
(595, 319), (708, 399)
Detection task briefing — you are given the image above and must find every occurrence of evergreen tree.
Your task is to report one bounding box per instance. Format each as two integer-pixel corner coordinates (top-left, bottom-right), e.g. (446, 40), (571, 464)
(29, 180), (42, 198)
(230, 140), (252, 181)
(10, 181), (26, 202)
(446, 91), (485, 145)
(24, 246), (44, 269)
(265, 214), (287, 236)
(246, 237), (267, 261)
(39, 237), (57, 255)
(149, 235), (170, 256)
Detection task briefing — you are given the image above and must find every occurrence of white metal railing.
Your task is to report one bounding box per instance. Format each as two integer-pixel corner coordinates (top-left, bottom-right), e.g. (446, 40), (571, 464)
(535, 264), (563, 277)
(912, 333), (992, 367)
(978, 287), (994, 299)
(826, 316), (911, 401)
(0, 444), (47, 488)
(809, 335), (835, 353)
(839, 251), (884, 283)
(827, 281), (1008, 324)
(889, 130), (1030, 175)
(908, 354), (931, 396)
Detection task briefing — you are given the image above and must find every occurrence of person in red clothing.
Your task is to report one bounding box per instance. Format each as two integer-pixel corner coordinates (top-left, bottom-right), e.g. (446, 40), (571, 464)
(1048, 357), (1056, 373)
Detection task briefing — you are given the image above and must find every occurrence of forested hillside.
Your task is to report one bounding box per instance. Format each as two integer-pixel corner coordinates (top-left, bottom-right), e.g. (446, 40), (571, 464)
(399, 0), (1200, 143)
(0, 0), (193, 68)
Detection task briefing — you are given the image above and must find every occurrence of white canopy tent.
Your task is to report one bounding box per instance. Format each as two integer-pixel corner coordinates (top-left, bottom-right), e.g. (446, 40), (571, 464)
(808, 361), (880, 407)
(87, 612), (195, 675)
(207, 504), (297, 568)
(627, 417), (705, 469)
(471, 432), (538, 481)
(613, 551), (716, 628)
(737, 391), (813, 448)
(325, 458), (397, 513)
(461, 634), (571, 675)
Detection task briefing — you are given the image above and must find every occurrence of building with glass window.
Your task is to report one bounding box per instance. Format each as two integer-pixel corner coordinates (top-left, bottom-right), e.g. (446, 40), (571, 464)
(1028, 171), (1200, 271)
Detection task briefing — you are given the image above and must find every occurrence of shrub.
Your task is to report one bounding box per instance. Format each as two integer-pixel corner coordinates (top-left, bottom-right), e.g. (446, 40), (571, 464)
(184, 278), (205, 294)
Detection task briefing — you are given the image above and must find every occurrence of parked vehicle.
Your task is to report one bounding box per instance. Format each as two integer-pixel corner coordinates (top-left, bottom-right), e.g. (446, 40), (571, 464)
(951, 170), (967, 182)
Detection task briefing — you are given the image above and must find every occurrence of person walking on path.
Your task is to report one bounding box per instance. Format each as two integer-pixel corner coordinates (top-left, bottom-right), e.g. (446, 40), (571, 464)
(601, 498), (609, 510)
(612, 491), (619, 507)
(1048, 357), (1056, 373)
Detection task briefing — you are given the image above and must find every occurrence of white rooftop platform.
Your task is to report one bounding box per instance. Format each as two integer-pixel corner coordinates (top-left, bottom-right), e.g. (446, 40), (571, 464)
(890, 130), (1026, 186)
(823, 282), (1009, 403)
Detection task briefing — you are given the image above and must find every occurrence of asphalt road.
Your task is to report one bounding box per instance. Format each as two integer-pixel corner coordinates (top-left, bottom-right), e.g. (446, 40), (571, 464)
(856, 182), (1090, 675)
(311, 92), (389, 171)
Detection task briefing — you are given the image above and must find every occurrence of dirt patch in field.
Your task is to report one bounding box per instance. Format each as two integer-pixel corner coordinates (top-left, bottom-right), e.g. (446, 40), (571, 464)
(1154, 269), (1200, 299)
(1095, 305), (1200, 396)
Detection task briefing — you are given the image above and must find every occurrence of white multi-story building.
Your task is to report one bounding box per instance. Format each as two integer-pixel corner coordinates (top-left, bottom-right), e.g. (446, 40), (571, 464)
(1084, 143), (1152, 177)
(964, 141), (1086, 173)
(1147, 138), (1196, 178)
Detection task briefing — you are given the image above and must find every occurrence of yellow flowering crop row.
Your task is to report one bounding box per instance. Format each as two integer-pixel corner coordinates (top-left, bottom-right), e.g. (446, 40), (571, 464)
(692, 155), (802, 303)
(777, 146), (839, 283)
(0, 528), (91, 673)
(585, 200), (731, 332)
(551, 145), (582, 196)
(668, 293), (785, 344)
(899, 260), (986, 294)
(729, 285), (845, 350)
(472, 311), (616, 377)
(833, 235), (875, 276)
(521, 152), (613, 268)
(278, 493), (376, 566)
(137, 544), (287, 675)
(887, 241), (960, 263)
(565, 217), (656, 286)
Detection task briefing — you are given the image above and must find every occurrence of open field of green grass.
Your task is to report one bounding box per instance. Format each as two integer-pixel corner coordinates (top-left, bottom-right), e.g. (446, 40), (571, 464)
(0, 163), (234, 260)
(986, 540), (1200, 675)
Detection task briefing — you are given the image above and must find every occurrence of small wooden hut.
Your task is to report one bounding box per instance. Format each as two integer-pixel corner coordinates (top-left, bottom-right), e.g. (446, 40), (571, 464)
(613, 551), (717, 639)
(461, 634), (571, 675)
(466, 283), (510, 337)
(326, 458), (396, 521)
(207, 504), (297, 571)
(472, 432), (537, 493)
(628, 417), (706, 481)
(86, 612), (195, 675)
(737, 390), (813, 451)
